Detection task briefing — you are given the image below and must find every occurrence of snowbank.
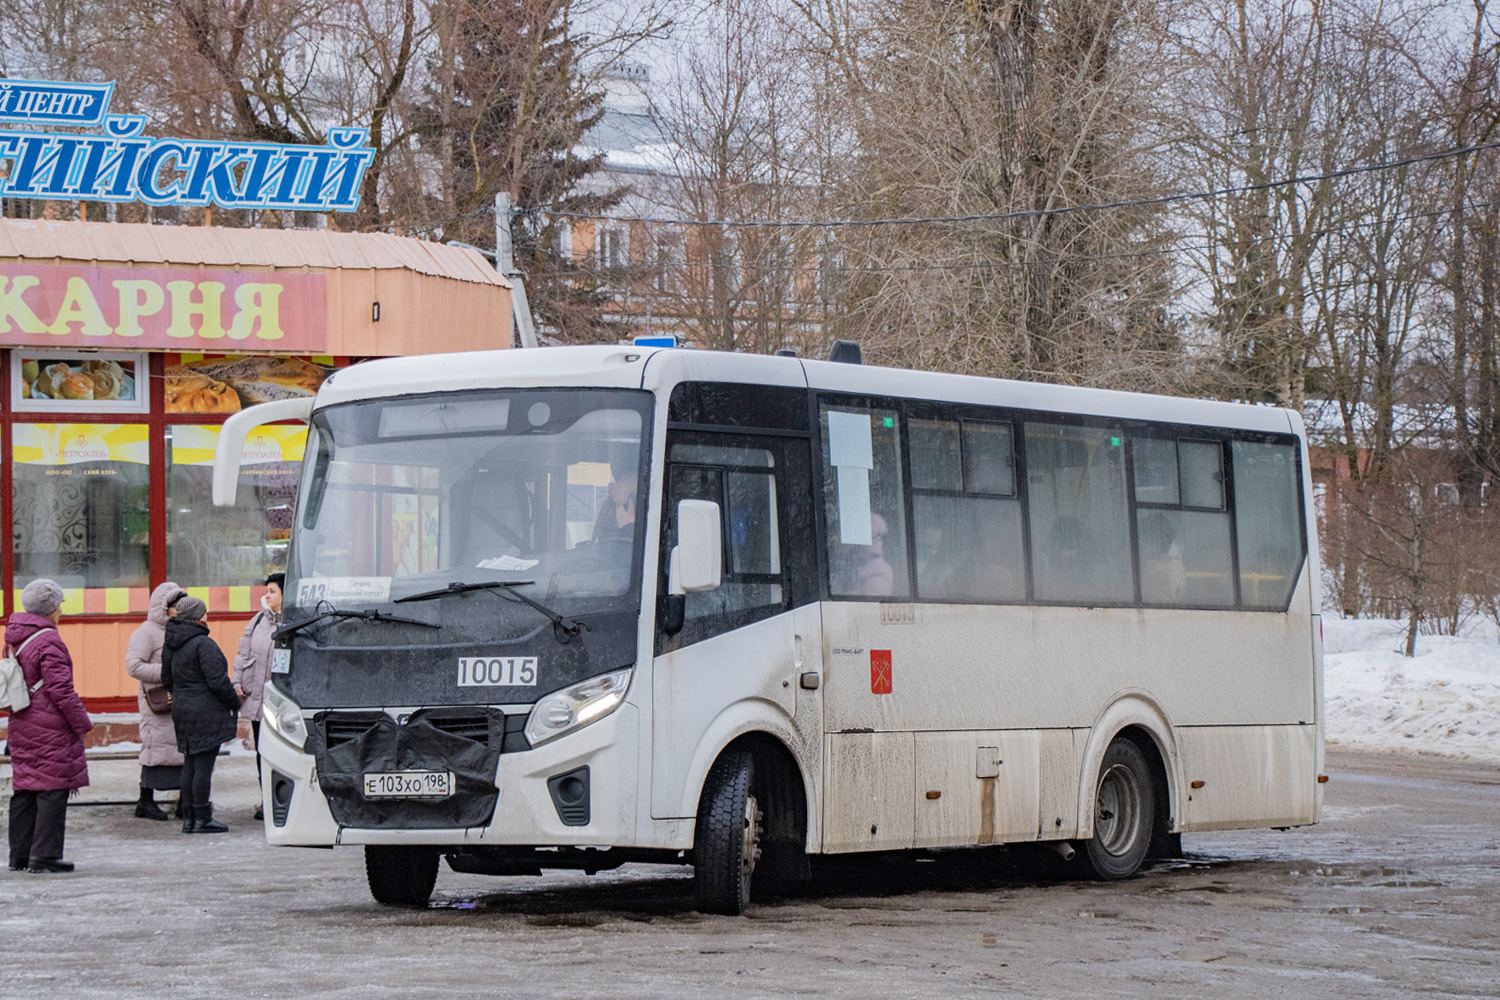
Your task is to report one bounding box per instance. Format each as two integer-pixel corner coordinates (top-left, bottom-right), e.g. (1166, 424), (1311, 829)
(1323, 616), (1500, 762)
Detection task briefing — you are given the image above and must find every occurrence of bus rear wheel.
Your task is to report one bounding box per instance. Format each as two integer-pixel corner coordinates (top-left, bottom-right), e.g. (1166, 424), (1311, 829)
(1078, 738), (1155, 880)
(365, 845), (440, 906)
(694, 750), (762, 915)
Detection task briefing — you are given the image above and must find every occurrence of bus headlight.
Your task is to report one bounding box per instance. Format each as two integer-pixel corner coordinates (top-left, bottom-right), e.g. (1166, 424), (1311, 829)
(524, 668), (632, 748)
(262, 680), (307, 750)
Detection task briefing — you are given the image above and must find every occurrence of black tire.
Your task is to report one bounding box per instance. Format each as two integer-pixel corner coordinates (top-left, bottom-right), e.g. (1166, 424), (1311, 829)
(693, 750), (762, 915)
(1078, 739), (1155, 880)
(365, 845), (440, 906)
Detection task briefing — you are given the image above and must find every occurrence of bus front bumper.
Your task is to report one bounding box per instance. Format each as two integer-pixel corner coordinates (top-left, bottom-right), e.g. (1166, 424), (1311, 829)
(257, 704), (640, 849)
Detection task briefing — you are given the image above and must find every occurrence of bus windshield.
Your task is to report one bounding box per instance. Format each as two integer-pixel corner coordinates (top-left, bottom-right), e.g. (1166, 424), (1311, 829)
(286, 388), (651, 615)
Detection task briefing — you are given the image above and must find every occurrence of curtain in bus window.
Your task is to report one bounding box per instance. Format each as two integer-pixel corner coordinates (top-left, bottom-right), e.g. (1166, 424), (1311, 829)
(1232, 441), (1304, 608)
(1025, 423), (1133, 605)
(1136, 509), (1235, 606)
(1179, 440), (1226, 509)
(962, 421), (1015, 495)
(913, 495), (1026, 601)
(12, 423), (150, 615)
(820, 405), (911, 598)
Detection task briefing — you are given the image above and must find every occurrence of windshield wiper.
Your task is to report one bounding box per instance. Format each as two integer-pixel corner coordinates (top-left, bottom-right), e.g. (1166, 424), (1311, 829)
(273, 607), (440, 642)
(395, 580), (592, 643)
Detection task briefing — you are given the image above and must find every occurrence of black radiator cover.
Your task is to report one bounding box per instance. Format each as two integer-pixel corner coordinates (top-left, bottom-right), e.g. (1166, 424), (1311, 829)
(310, 707), (518, 830)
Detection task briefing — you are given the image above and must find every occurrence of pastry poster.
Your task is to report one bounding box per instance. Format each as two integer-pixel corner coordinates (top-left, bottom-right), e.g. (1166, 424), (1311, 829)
(165, 355), (335, 414)
(11, 352), (148, 414)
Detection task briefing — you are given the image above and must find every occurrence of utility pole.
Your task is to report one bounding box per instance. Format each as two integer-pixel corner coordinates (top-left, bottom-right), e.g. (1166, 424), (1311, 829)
(495, 192), (539, 349)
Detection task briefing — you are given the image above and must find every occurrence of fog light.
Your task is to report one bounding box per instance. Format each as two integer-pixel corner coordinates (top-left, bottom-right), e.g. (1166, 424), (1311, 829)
(270, 771), (294, 827)
(547, 767), (590, 826)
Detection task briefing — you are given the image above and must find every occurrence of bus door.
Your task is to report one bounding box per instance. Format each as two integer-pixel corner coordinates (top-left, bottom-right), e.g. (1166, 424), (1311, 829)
(649, 430), (822, 821)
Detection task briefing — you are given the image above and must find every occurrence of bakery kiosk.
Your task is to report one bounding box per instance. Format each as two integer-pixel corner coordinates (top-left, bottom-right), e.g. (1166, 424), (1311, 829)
(0, 217), (511, 708)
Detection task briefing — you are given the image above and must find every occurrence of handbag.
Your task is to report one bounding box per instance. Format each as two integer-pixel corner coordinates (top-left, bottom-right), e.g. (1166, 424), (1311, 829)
(0, 631), (49, 712)
(143, 684), (173, 715)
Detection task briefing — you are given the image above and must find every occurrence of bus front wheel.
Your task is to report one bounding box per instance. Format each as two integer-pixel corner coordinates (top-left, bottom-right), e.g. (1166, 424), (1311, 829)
(693, 750), (762, 915)
(365, 845), (440, 906)
(1078, 738), (1155, 880)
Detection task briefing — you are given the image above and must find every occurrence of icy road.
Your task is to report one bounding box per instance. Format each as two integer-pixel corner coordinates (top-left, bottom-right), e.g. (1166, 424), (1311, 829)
(1, 752), (1496, 999)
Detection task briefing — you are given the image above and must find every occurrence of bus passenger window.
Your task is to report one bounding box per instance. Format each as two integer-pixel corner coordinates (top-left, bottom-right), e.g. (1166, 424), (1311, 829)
(1137, 508), (1234, 607)
(1232, 441), (1304, 608)
(820, 405), (911, 599)
(909, 419), (961, 491)
(961, 421), (1015, 495)
(906, 415), (1024, 603)
(1132, 437), (1234, 607)
(913, 495), (1025, 602)
(1025, 423), (1133, 605)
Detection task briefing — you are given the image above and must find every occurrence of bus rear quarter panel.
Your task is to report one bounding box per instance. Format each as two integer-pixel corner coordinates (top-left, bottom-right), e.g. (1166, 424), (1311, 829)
(818, 569), (1319, 851)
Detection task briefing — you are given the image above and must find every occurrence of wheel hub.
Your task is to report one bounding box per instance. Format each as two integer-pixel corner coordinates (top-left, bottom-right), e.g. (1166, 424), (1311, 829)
(742, 793), (762, 881)
(1095, 764), (1142, 857)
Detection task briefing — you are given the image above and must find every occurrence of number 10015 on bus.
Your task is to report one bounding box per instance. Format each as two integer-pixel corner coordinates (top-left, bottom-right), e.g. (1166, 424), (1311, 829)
(457, 656), (537, 687)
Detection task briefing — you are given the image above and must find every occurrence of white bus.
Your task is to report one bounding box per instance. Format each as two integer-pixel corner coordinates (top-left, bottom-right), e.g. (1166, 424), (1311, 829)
(214, 345), (1323, 914)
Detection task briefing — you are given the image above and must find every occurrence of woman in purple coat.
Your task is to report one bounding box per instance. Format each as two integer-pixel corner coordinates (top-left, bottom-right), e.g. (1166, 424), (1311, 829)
(5, 579), (93, 873)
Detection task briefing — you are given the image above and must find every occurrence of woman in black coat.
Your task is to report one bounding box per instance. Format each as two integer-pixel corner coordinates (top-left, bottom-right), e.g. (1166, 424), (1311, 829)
(161, 596), (241, 834)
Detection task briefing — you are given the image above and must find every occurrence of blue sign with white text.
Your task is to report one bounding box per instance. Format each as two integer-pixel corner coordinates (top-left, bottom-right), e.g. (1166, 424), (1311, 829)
(0, 79), (375, 213)
(0, 79), (114, 126)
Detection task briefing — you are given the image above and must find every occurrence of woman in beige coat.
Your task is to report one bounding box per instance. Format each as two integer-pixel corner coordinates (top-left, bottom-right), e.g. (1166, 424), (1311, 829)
(125, 582), (186, 821)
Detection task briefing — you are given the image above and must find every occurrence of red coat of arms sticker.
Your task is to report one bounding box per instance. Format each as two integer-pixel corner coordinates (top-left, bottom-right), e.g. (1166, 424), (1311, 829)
(870, 649), (893, 694)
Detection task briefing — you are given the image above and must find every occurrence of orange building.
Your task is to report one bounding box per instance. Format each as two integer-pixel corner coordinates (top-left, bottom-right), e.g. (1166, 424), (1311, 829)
(0, 218), (511, 707)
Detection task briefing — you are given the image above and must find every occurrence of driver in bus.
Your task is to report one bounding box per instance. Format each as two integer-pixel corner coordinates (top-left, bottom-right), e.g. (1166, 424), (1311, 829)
(592, 458), (638, 544)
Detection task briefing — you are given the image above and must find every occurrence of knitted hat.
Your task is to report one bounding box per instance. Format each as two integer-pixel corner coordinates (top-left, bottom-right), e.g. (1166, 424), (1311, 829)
(20, 578), (65, 615)
(173, 596), (208, 622)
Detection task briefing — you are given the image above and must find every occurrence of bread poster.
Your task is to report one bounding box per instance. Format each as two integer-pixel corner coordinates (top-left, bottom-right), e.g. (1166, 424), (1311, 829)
(165, 356), (333, 414)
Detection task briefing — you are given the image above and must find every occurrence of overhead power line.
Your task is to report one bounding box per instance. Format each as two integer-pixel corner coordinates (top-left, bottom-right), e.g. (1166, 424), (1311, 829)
(545, 139), (1500, 230)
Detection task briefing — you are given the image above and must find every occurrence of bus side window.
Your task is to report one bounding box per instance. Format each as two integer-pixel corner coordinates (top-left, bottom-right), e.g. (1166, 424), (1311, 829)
(1025, 423), (1133, 605)
(661, 443), (788, 646)
(1132, 437), (1235, 608)
(820, 404), (911, 599)
(909, 417), (1026, 603)
(1231, 441), (1304, 609)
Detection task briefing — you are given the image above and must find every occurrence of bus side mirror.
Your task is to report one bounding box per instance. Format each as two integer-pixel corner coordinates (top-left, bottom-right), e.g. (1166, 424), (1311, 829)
(212, 397), (315, 507)
(669, 499), (722, 594)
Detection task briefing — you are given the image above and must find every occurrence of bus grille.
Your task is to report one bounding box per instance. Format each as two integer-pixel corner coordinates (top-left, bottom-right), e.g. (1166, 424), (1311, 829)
(423, 714), (491, 742)
(322, 713), (384, 749)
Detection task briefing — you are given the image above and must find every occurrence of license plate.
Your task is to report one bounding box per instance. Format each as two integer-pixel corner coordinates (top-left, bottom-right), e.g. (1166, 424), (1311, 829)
(362, 770), (453, 799)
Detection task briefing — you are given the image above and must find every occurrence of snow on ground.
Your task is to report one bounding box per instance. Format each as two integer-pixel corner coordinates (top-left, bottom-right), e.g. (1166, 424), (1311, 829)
(1323, 616), (1500, 763)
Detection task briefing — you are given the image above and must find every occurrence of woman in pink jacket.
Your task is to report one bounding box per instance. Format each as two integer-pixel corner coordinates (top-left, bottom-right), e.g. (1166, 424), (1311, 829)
(232, 573), (282, 821)
(6, 578), (93, 873)
(125, 582), (186, 821)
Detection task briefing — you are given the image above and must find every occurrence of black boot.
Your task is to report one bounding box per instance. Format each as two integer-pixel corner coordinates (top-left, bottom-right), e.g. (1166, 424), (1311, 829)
(135, 789), (169, 822)
(27, 857), (74, 873)
(181, 802), (198, 834)
(173, 797), (184, 820)
(194, 804), (229, 834)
